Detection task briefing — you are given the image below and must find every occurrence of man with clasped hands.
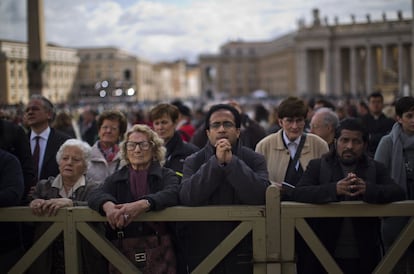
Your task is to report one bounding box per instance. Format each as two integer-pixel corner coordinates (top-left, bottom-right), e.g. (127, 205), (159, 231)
(179, 104), (269, 274)
(293, 118), (405, 274)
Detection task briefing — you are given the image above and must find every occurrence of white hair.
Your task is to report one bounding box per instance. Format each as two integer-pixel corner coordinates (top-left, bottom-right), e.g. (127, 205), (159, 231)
(56, 139), (92, 169)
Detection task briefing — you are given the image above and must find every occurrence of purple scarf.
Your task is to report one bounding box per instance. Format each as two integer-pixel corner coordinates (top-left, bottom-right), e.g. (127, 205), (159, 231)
(129, 167), (148, 200)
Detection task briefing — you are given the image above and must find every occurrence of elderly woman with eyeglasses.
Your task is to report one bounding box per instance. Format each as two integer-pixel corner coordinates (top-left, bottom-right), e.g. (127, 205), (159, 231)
(88, 124), (179, 274)
(28, 139), (107, 274)
(86, 110), (128, 185)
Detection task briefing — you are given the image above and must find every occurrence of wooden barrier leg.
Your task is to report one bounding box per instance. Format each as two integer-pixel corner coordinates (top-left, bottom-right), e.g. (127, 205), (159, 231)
(266, 185), (281, 274)
(64, 208), (80, 274)
(374, 217), (414, 274)
(281, 216), (296, 274)
(253, 218), (267, 274)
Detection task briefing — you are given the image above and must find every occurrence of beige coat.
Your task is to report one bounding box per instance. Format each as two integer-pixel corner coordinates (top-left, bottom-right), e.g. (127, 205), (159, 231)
(255, 130), (329, 183)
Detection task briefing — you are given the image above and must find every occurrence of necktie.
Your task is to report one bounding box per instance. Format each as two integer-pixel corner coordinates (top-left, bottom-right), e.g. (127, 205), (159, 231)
(33, 136), (41, 180)
(288, 142), (299, 170)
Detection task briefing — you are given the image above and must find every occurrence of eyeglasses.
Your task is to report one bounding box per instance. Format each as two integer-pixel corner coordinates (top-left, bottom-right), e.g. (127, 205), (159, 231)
(209, 121), (235, 129)
(101, 125), (119, 131)
(125, 141), (152, 151)
(310, 123), (325, 130)
(25, 106), (42, 112)
(282, 117), (305, 125)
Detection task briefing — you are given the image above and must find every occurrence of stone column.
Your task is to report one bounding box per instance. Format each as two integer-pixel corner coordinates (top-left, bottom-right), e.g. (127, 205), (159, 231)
(382, 44), (389, 68)
(366, 44), (373, 95)
(333, 47), (342, 96)
(324, 45), (333, 96)
(296, 47), (308, 96)
(398, 43), (404, 95)
(27, 0), (47, 96)
(350, 46), (357, 96)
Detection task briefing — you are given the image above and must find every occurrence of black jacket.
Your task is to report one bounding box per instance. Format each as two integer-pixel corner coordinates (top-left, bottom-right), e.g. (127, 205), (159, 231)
(0, 120), (35, 199)
(293, 152), (405, 273)
(360, 113), (395, 157)
(88, 162), (179, 239)
(0, 149), (24, 253)
(164, 131), (198, 178)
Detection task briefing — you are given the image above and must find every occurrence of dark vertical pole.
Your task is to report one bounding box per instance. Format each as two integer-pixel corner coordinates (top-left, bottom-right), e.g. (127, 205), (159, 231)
(27, 0), (47, 96)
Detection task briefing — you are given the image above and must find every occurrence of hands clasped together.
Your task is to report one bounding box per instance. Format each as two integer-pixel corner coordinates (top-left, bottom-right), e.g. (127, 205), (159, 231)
(336, 172), (366, 197)
(30, 198), (73, 216)
(103, 200), (149, 230)
(215, 138), (232, 165)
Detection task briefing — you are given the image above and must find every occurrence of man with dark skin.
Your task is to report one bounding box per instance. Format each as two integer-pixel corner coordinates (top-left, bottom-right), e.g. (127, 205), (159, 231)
(293, 118), (405, 274)
(180, 104), (269, 273)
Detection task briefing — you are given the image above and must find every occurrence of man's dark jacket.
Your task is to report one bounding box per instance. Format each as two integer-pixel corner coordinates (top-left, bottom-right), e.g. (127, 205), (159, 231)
(360, 113), (395, 157)
(293, 152), (405, 274)
(0, 149), (24, 255)
(179, 140), (269, 273)
(28, 128), (70, 181)
(0, 120), (35, 198)
(164, 131), (198, 178)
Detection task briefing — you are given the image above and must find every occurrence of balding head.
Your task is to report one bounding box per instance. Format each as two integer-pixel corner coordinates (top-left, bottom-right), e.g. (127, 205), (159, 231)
(310, 107), (339, 145)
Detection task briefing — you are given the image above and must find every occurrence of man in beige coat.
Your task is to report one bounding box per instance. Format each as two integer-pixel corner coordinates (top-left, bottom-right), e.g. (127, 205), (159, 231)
(255, 96), (328, 274)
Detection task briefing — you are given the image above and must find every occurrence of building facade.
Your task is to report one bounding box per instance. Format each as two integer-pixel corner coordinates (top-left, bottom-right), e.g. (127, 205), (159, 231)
(296, 9), (412, 101)
(199, 9), (412, 102)
(0, 43), (200, 105)
(0, 40), (79, 105)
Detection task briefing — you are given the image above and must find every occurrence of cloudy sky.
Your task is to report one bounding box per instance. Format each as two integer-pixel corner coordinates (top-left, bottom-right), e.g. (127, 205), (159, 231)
(0, 0), (411, 63)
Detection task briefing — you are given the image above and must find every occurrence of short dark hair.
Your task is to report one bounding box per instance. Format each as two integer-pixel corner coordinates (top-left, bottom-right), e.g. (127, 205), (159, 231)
(278, 97), (307, 119)
(205, 104), (241, 130)
(97, 110), (127, 137)
(368, 91), (383, 101)
(335, 118), (369, 143)
(149, 103), (180, 123)
(395, 96), (414, 117)
(29, 94), (55, 121)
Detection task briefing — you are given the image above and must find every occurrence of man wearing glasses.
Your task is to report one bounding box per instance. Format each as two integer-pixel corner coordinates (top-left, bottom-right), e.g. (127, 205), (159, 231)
(179, 104), (269, 274)
(255, 96), (328, 274)
(256, 96), (329, 200)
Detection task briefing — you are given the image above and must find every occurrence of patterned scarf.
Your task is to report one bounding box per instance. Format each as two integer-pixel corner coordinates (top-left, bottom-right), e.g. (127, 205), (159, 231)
(99, 142), (119, 163)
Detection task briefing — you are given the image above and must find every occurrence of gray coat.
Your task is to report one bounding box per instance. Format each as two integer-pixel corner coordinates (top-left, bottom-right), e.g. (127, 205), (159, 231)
(86, 141), (124, 185)
(179, 141), (269, 273)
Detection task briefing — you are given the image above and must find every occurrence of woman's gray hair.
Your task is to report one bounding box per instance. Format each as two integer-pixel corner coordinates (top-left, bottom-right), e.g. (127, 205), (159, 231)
(120, 124), (166, 166)
(56, 139), (92, 170)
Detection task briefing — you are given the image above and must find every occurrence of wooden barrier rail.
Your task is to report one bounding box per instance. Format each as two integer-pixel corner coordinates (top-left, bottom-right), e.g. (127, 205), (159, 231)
(281, 201), (414, 274)
(0, 185), (413, 274)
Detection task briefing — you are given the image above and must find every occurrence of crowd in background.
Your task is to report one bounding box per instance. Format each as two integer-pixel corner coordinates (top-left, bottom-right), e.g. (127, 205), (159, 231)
(0, 91), (413, 274)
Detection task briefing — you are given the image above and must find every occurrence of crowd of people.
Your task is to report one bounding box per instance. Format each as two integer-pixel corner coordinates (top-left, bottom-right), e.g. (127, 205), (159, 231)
(0, 92), (413, 274)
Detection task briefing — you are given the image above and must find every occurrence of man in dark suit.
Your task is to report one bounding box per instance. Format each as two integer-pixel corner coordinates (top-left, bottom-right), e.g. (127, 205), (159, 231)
(0, 149), (24, 272)
(25, 95), (70, 186)
(0, 119), (35, 202)
(23, 95), (71, 249)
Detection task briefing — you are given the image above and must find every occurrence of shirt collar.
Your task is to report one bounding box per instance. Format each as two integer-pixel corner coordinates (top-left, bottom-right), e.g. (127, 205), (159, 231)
(31, 127), (51, 141)
(282, 130), (301, 146)
(51, 174), (86, 196)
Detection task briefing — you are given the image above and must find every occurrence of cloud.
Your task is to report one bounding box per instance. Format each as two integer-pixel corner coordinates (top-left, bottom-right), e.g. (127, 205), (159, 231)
(0, 0), (411, 63)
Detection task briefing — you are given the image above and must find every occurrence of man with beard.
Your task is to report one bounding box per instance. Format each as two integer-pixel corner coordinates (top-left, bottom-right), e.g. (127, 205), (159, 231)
(292, 118), (405, 274)
(180, 104), (269, 273)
